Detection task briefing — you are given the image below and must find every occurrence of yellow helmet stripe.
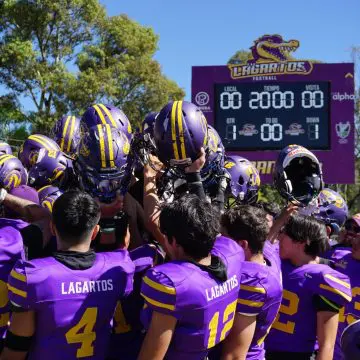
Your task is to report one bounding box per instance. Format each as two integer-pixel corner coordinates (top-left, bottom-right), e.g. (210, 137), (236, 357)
(177, 100), (186, 159)
(38, 185), (53, 193)
(97, 125), (107, 168)
(0, 154), (14, 166)
(61, 116), (71, 151)
(93, 105), (107, 125)
(98, 104), (117, 128)
(105, 124), (115, 168)
(67, 116), (76, 153)
(29, 135), (55, 150)
(42, 200), (53, 212)
(171, 101), (180, 160)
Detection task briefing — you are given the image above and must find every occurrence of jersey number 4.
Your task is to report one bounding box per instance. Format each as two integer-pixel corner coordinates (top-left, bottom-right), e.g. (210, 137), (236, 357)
(207, 299), (237, 348)
(65, 307), (98, 358)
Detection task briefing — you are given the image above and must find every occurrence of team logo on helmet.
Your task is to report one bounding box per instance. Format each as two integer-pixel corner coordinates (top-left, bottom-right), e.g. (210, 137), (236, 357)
(4, 173), (21, 189)
(224, 161), (236, 169)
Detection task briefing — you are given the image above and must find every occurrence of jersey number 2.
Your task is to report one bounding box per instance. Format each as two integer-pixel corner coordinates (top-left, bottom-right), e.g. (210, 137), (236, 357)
(65, 307), (98, 358)
(207, 299), (237, 348)
(272, 290), (299, 334)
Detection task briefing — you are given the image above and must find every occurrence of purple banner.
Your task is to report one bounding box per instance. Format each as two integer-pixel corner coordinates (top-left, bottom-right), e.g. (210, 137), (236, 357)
(192, 63), (355, 184)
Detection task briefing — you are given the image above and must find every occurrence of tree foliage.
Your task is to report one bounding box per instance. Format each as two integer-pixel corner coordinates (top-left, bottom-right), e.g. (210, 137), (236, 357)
(0, 0), (184, 133)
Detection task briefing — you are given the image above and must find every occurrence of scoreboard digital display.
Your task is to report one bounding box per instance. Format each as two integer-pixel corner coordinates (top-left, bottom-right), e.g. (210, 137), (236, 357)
(192, 44), (355, 184)
(215, 81), (330, 150)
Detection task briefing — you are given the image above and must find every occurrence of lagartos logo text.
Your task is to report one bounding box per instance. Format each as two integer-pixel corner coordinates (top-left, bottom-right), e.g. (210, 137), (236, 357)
(228, 61), (313, 79)
(332, 92), (355, 101)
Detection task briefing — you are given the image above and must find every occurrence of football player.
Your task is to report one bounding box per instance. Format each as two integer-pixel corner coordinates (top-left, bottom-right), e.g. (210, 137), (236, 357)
(219, 205), (282, 360)
(340, 318), (360, 360)
(138, 194), (244, 360)
(2, 191), (135, 360)
(0, 185), (39, 350)
(76, 123), (145, 249)
(320, 214), (360, 360)
(108, 241), (165, 360)
(265, 214), (352, 360)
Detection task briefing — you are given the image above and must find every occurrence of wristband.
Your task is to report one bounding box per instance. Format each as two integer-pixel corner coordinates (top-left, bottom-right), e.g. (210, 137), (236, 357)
(0, 188), (7, 204)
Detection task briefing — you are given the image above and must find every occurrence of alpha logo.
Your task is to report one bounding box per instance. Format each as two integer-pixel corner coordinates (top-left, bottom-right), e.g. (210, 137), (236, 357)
(195, 92), (209, 106)
(332, 92), (355, 101)
(228, 34), (313, 79)
(336, 121), (351, 144)
(239, 124), (258, 136)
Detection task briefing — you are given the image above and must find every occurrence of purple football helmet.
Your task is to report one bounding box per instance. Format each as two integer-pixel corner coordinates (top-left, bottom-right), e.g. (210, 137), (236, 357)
(0, 154), (28, 191)
(82, 104), (132, 140)
(51, 115), (81, 157)
(77, 124), (130, 202)
(154, 101), (208, 169)
(224, 155), (260, 205)
(341, 319), (360, 360)
(311, 188), (348, 233)
(141, 112), (158, 137)
(18, 134), (60, 169)
(0, 142), (12, 155)
(273, 144), (323, 206)
(38, 185), (64, 212)
(28, 149), (72, 189)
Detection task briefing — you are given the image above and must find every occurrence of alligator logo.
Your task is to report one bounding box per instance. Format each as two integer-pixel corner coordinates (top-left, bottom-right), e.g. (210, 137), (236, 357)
(228, 34), (313, 79)
(248, 34), (299, 63)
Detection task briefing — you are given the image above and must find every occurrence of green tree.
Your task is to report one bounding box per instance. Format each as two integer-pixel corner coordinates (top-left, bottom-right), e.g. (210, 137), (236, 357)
(0, 0), (184, 133)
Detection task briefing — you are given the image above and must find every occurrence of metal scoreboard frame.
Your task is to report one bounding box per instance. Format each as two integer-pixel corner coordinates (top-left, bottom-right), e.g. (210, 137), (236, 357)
(191, 35), (355, 184)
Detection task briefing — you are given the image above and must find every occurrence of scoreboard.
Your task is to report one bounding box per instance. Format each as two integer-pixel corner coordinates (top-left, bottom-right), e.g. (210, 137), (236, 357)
(192, 51), (355, 184)
(215, 81), (330, 150)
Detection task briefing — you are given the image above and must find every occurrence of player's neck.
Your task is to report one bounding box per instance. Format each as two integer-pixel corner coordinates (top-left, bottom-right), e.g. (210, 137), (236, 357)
(57, 241), (91, 253)
(290, 253), (317, 267)
(247, 252), (265, 265)
(182, 254), (211, 266)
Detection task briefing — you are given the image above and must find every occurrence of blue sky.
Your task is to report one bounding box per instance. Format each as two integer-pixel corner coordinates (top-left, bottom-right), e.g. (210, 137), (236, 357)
(3, 0), (359, 110)
(101, 0), (360, 100)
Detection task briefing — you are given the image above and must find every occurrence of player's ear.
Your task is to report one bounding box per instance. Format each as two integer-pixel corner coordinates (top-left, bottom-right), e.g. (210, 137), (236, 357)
(239, 239), (248, 250)
(325, 225), (332, 237)
(91, 225), (100, 241)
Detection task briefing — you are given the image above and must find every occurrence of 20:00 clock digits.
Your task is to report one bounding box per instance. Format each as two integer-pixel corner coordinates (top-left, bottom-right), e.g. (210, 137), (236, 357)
(219, 90), (324, 110)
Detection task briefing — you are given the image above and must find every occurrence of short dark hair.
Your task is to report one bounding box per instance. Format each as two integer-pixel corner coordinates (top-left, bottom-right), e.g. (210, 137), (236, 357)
(52, 191), (100, 244)
(254, 201), (281, 218)
(221, 205), (268, 254)
(159, 194), (219, 260)
(283, 214), (328, 256)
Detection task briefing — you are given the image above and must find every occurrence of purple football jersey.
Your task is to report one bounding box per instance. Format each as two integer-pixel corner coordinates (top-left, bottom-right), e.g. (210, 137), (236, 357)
(265, 260), (352, 353)
(237, 261), (282, 360)
(324, 248), (360, 360)
(108, 244), (165, 360)
(263, 240), (281, 283)
(141, 236), (244, 360)
(8, 250), (135, 360)
(0, 218), (28, 338)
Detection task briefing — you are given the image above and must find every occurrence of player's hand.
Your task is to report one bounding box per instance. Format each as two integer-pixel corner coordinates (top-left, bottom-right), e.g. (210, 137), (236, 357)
(144, 154), (164, 178)
(185, 147), (206, 173)
(95, 191), (124, 219)
(278, 203), (298, 225)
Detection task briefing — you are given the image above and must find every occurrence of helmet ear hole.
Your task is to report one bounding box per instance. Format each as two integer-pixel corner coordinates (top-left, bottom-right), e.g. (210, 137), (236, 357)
(238, 176), (245, 185)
